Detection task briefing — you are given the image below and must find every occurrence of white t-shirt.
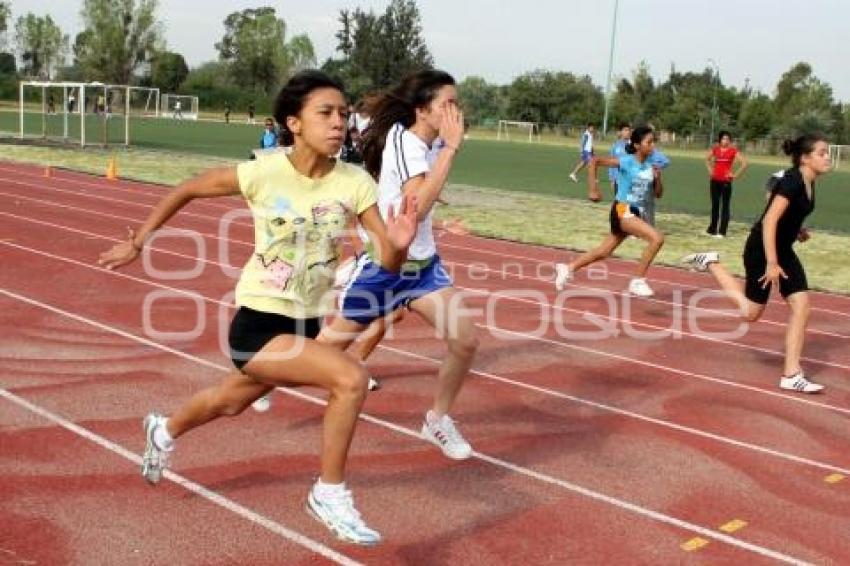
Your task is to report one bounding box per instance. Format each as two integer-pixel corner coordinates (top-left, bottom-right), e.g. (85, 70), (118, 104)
(581, 130), (594, 152)
(365, 122), (440, 260)
(354, 113), (371, 134)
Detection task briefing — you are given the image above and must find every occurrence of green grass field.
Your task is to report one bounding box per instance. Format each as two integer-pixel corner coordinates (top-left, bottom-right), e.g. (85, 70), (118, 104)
(2, 109), (849, 233)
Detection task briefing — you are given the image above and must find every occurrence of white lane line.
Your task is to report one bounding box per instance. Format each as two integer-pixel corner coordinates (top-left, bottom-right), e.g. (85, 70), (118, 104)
(0, 288), (812, 565)
(0, 387), (362, 566)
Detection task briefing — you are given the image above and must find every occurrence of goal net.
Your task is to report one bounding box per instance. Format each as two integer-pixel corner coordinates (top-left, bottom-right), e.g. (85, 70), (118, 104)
(161, 94), (199, 120)
(18, 81), (154, 147)
(496, 120), (541, 142)
(829, 144), (850, 169)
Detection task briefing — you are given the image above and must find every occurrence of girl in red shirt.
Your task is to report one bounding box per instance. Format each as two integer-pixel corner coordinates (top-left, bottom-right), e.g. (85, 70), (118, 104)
(705, 131), (747, 237)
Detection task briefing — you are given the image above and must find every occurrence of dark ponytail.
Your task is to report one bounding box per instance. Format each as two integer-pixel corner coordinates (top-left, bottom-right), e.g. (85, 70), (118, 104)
(782, 133), (827, 168)
(273, 70), (345, 147)
(361, 69), (456, 180)
(625, 125), (654, 155)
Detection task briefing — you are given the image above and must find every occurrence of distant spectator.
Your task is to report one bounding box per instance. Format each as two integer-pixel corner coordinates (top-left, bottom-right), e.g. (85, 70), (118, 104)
(247, 102), (255, 124)
(224, 101), (231, 124)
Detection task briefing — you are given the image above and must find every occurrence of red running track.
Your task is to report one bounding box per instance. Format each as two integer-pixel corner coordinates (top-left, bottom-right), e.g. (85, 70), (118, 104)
(1, 161), (849, 565)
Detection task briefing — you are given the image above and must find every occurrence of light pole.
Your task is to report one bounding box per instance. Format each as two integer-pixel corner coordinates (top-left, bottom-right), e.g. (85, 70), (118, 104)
(601, 0), (620, 137)
(707, 58), (720, 147)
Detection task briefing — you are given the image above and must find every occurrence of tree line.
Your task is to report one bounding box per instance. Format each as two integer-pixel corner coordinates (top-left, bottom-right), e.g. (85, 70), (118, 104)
(1, 0), (847, 144)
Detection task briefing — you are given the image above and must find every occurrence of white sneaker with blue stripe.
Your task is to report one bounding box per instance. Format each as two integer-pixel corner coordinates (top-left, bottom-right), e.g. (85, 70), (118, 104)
(780, 371), (824, 394)
(142, 412), (170, 484)
(306, 485), (382, 545)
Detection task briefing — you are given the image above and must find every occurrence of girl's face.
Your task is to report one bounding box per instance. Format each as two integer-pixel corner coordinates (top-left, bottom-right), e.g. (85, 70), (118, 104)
(636, 133), (656, 157)
(802, 141), (832, 175)
(719, 135), (732, 148)
(416, 84), (458, 133)
(286, 87), (348, 156)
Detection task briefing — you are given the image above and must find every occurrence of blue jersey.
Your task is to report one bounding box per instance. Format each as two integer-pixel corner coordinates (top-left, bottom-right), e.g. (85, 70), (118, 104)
(609, 140), (628, 180)
(260, 130), (277, 149)
(615, 154), (656, 210)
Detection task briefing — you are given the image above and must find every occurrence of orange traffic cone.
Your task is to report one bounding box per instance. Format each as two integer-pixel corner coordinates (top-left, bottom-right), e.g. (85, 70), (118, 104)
(106, 157), (118, 181)
(43, 166), (53, 178)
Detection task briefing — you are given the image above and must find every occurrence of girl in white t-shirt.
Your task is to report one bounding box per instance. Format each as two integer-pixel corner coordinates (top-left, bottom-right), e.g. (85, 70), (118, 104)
(321, 70), (478, 461)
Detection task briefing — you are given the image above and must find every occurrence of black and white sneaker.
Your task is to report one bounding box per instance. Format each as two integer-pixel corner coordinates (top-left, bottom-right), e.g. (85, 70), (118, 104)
(681, 251), (720, 272)
(780, 372), (824, 394)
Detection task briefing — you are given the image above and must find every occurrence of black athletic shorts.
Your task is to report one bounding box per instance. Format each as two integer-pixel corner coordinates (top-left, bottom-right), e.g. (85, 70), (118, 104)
(228, 307), (322, 370)
(609, 201), (642, 235)
(742, 234), (808, 305)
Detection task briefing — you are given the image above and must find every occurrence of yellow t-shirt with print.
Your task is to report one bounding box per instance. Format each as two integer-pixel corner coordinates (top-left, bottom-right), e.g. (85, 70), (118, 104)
(235, 153), (377, 318)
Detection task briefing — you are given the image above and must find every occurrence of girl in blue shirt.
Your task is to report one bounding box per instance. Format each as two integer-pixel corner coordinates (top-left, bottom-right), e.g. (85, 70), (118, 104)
(556, 126), (665, 297)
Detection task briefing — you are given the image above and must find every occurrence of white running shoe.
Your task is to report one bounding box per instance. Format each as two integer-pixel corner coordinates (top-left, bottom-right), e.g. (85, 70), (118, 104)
(628, 277), (654, 297)
(252, 394), (272, 412)
(712, 233), (726, 239)
(554, 263), (573, 291)
(142, 412), (170, 485)
(306, 485), (382, 545)
(780, 372), (825, 394)
(569, 173), (579, 183)
(681, 251), (720, 272)
(421, 411), (472, 460)
(367, 377), (381, 391)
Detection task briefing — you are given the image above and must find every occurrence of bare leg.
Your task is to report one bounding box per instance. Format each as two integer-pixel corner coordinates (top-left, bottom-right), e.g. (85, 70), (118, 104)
(349, 309), (405, 361)
(619, 216), (664, 277)
(569, 233), (626, 274)
(706, 262), (765, 321)
(783, 291), (810, 376)
(166, 335), (369, 484)
(409, 288), (478, 416)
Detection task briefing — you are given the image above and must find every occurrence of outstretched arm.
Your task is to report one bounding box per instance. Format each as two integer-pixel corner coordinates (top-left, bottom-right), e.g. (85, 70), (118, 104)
(98, 167), (240, 269)
(588, 155), (620, 201)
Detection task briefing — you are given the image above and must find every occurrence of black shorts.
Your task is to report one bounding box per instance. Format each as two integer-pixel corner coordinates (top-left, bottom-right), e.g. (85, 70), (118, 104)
(228, 307), (322, 370)
(609, 201), (642, 235)
(742, 235), (808, 304)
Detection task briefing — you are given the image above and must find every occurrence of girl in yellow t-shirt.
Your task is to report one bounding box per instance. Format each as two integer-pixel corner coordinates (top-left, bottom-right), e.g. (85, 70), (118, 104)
(98, 70), (418, 545)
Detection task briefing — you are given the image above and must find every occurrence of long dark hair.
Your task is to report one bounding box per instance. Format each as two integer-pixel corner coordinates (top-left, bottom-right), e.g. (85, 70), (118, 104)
(782, 133), (827, 168)
(272, 70), (345, 147)
(361, 70), (456, 179)
(625, 126), (654, 155)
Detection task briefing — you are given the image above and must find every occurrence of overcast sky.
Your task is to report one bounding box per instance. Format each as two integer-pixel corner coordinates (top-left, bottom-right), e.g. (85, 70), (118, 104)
(9, 0), (849, 101)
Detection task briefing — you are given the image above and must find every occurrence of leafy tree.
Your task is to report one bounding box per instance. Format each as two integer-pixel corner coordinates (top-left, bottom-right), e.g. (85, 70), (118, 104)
(14, 13), (68, 79)
(507, 70), (602, 128)
(150, 51), (188, 92)
(457, 76), (505, 125)
(215, 7), (315, 95)
(0, 52), (14, 75)
(738, 94), (775, 140)
(76, 0), (163, 84)
(325, 0), (433, 100)
(0, 1), (10, 51)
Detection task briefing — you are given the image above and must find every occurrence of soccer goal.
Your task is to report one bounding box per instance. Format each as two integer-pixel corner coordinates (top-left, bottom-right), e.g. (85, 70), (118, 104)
(161, 94), (199, 120)
(496, 120), (541, 142)
(18, 81), (158, 147)
(829, 144), (850, 169)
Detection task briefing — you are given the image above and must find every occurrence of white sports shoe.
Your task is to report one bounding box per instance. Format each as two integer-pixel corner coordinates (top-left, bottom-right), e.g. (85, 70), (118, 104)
(554, 263), (573, 291)
(307, 485), (382, 545)
(681, 252), (720, 272)
(367, 377), (381, 391)
(252, 394), (272, 412)
(569, 173), (579, 183)
(421, 411), (472, 460)
(142, 412), (170, 485)
(628, 277), (654, 297)
(780, 372), (825, 394)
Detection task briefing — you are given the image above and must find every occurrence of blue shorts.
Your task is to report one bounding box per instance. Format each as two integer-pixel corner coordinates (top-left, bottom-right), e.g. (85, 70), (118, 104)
(339, 254), (453, 325)
(581, 150), (593, 163)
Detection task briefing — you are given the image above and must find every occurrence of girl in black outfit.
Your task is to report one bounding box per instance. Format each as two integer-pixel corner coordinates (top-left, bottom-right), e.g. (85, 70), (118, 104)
(682, 134), (832, 394)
